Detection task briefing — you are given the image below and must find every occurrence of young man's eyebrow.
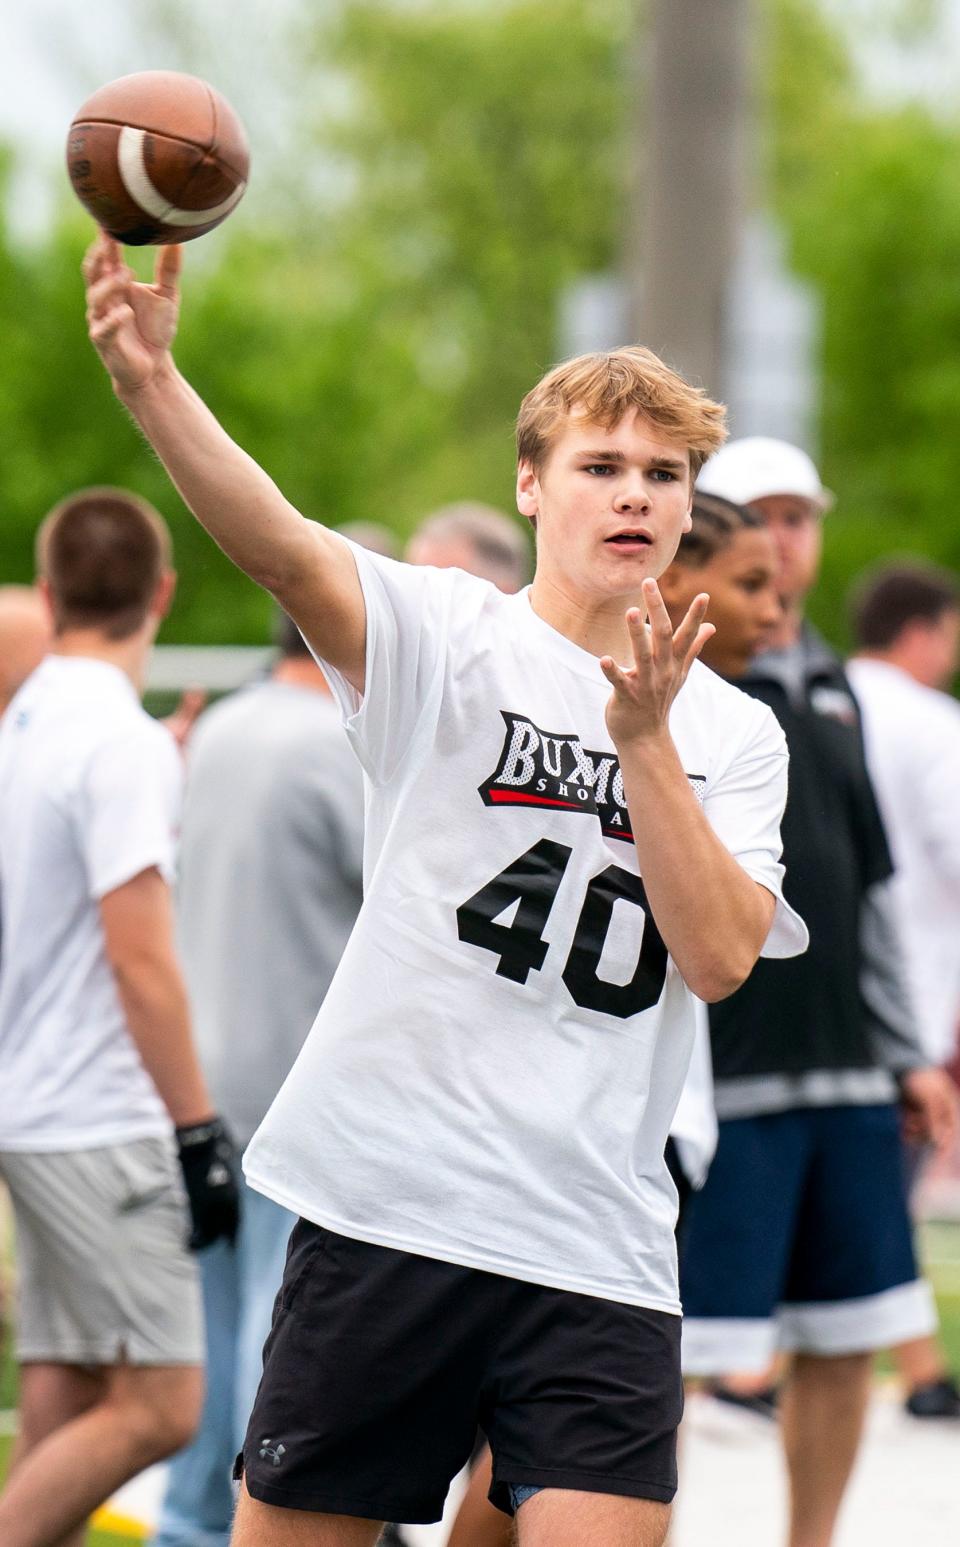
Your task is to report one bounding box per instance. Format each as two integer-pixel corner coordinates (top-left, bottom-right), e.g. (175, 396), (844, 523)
(575, 449), (687, 472)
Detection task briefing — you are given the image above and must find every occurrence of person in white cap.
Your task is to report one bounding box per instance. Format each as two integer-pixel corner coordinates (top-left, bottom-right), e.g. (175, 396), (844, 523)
(684, 439), (958, 1547)
(697, 437), (832, 653)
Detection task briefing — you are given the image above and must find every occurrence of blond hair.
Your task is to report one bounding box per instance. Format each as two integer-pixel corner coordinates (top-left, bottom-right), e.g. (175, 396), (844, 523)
(516, 346), (727, 478)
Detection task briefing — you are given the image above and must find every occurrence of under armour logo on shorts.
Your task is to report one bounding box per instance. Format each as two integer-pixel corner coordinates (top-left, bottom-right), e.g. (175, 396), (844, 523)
(259, 1438), (287, 1466)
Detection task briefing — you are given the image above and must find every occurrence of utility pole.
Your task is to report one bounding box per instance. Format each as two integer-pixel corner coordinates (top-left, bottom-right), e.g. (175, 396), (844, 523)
(629, 0), (752, 396)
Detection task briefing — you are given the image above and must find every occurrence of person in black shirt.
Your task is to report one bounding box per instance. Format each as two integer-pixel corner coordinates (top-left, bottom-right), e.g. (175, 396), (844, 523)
(674, 444), (957, 1547)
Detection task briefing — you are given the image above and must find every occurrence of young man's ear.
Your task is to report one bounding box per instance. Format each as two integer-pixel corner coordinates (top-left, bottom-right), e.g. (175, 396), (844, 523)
(152, 570), (177, 621)
(516, 461), (540, 525)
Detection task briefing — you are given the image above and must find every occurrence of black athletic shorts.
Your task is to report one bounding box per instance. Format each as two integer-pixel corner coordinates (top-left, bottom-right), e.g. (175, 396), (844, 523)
(237, 1219), (683, 1523)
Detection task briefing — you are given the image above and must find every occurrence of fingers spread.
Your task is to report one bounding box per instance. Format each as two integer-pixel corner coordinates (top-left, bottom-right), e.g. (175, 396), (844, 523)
(600, 656), (629, 691)
(81, 232), (122, 287)
(154, 244), (183, 298)
(673, 592), (710, 655)
(643, 579), (674, 645)
(683, 622), (716, 676)
(626, 606), (652, 667)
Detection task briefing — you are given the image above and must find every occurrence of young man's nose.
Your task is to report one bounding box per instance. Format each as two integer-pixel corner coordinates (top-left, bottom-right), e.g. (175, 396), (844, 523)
(613, 480), (650, 512)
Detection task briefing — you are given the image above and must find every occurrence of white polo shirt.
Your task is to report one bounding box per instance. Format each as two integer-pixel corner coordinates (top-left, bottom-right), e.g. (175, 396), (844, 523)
(0, 656), (179, 1150)
(848, 656), (960, 1065)
(245, 547), (807, 1312)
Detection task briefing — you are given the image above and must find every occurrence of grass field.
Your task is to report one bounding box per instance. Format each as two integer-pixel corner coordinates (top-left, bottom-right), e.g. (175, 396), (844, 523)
(0, 1223), (958, 1544)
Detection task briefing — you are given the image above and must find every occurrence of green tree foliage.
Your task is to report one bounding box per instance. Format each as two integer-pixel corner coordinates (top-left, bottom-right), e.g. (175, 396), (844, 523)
(1, 0), (959, 645)
(763, 0), (960, 642)
(288, 0), (629, 537)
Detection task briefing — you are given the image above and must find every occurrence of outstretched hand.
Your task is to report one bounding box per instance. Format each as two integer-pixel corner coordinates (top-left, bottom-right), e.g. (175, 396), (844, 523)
(83, 232), (182, 393)
(600, 579), (713, 749)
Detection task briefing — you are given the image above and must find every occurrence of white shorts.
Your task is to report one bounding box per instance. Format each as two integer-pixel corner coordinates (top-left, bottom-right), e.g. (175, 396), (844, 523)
(0, 1137), (203, 1366)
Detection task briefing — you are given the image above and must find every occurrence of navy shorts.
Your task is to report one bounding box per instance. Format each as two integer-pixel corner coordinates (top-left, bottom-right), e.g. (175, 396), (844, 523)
(680, 1103), (935, 1373)
(237, 1221), (682, 1523)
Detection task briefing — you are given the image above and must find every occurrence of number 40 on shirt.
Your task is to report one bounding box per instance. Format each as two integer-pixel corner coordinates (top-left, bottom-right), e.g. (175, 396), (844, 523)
(456, 839), (668, 1020)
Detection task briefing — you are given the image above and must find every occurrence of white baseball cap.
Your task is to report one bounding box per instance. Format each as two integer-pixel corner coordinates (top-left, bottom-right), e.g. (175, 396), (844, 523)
(696, 436), (834, 513)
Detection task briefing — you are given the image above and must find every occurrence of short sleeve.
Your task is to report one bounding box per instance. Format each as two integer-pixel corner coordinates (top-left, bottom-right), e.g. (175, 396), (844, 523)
(317, 539), (460, 785)
(81, 725), (182, 900)
(703, 701), (808, 960)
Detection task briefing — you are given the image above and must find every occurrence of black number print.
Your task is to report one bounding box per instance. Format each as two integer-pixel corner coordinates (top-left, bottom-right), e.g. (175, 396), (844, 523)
(457, 843), (668, 1016)
(562, 865), (668, 1017)
(456, 839), (573, 984)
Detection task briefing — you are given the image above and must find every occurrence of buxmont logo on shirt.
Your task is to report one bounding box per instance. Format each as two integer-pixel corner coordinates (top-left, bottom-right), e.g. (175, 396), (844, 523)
(479, 711), (705, 845)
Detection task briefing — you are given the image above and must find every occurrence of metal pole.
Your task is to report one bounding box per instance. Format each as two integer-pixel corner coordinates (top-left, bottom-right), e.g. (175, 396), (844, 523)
(629, 0), (752, 395)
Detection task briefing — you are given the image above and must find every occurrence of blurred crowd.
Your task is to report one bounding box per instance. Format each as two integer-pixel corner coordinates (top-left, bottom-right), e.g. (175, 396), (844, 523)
(1, 442), (959, 1547)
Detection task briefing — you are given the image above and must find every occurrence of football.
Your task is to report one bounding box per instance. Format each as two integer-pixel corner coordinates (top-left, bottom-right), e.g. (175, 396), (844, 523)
(66, 70), (250, 246)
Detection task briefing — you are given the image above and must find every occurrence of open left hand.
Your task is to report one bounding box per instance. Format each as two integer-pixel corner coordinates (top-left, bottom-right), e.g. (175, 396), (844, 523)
(84, 233), (182, 394)
(600, 579), (714, 749)
(900, 1066), (959, 1154)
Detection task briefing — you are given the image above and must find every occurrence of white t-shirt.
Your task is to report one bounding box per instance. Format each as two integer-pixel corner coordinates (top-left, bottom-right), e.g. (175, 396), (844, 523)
(244, 548), (806, 1312)
(0, 656), (179, 1151)
(848, 656), (960, 1065)
(668, 1002), (717, 1190)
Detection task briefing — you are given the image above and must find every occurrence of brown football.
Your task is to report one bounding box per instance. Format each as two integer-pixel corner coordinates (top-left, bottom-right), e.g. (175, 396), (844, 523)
(66, 71), (250, 246)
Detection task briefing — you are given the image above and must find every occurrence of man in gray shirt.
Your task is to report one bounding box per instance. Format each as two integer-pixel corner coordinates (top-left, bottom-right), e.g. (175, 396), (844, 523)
(152, 611), (364, 1547)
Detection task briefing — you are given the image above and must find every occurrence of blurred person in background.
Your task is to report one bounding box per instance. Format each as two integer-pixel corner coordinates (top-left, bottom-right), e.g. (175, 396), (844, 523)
(0, 586), (50, 718)
(660, 490), (783, 1217)
(847, 560), (960, 1419)
(0, 489), (239, 1547)
(404, 501), (532, 592)
(152, 601), (365, 1547)
(336, 521), (402, 560)
(683, 440), (958, 1547)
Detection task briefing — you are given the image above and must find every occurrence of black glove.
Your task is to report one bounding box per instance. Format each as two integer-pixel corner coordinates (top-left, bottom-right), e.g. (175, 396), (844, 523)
(175, 1116), (241, 1250)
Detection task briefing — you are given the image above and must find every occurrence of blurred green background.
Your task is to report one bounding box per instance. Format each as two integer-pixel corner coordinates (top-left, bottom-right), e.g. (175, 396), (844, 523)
(3, 0), (960, 651)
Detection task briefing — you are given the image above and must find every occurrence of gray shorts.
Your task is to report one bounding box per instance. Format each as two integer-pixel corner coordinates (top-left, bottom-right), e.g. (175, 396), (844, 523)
(0, 1136), (204, 1366)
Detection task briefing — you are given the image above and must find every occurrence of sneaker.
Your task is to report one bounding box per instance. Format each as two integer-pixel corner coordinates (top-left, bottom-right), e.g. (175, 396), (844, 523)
(707, 1381), (780, 1421)
(905, 1376), (960, 1419)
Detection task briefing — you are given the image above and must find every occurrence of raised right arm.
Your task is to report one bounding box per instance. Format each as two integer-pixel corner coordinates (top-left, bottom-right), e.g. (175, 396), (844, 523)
(84, 234), (366, 690)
